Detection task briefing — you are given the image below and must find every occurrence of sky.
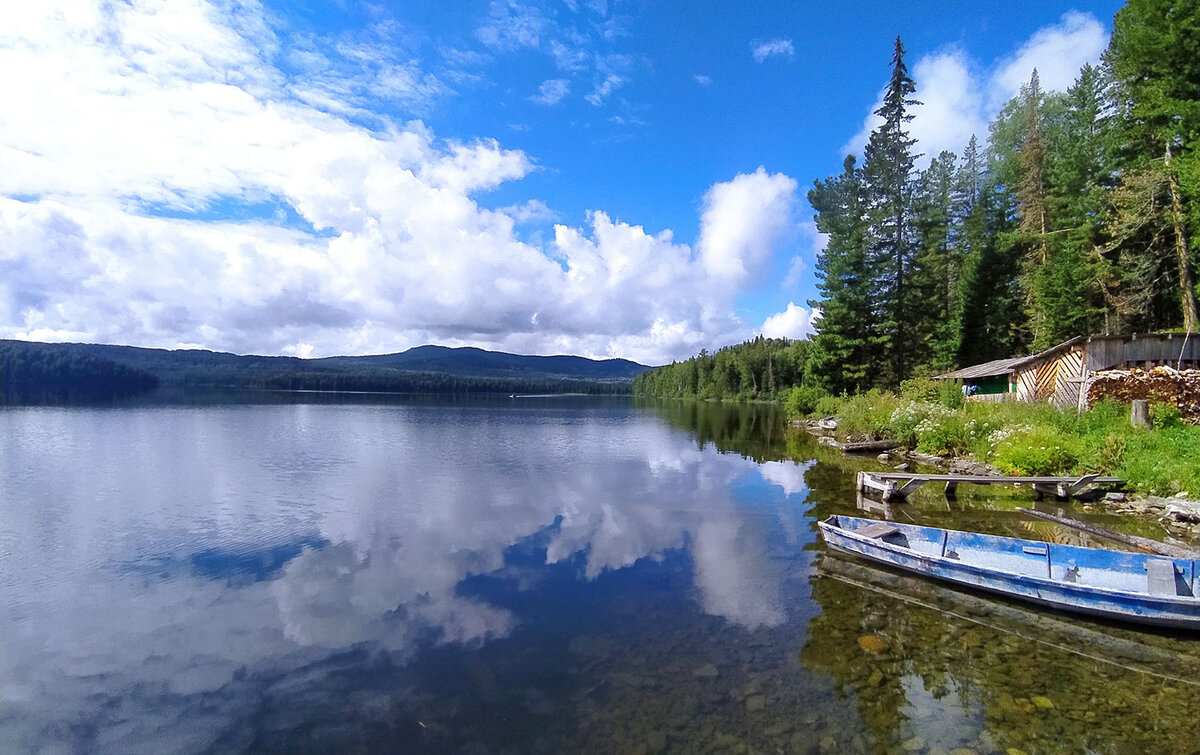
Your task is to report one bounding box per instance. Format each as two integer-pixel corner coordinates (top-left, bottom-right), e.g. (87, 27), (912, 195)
(0, 0), (1124, 364)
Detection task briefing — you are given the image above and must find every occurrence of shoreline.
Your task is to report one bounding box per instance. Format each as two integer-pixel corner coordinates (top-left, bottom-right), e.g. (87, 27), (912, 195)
(798, 417), (1200, 544)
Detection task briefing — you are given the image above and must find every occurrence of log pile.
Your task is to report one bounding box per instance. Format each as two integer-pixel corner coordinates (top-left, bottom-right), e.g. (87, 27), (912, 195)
(1087, 366), (1200, 423)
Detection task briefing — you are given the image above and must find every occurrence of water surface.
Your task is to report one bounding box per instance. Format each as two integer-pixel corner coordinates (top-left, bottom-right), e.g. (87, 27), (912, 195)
(1, 396), (1196, 753)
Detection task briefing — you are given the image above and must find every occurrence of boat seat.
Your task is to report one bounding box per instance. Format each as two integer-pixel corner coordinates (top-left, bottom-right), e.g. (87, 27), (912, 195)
(1146, 559), (1179, 596)
(856, 523), (900, 540)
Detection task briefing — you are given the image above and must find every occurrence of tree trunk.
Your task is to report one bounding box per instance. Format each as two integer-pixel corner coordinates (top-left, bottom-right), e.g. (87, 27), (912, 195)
(1166, 144), (1199, 332)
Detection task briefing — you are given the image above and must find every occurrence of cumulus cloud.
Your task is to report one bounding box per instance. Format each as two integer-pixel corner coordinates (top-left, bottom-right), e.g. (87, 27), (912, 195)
(760, 302), (818, 340)
(698, 167), (799, 287)
(752, 39), (794, 63)
(842, 12), (1108, 164)
(0, 0), (801, 363)
(988, 11), (1107, 109)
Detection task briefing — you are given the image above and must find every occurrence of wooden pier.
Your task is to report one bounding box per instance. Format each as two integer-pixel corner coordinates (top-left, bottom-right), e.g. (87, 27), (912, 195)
(857, 471), (1123, 502)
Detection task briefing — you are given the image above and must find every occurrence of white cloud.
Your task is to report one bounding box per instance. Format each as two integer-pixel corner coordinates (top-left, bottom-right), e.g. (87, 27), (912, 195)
(842, 12), (1108, 164)
(498, 199), (558, 225)
(760, 302), (818, 340)
(752, 38), (794, 63)
(476, 0), (550, 52)
(0, 0), (805, 364)
(585, 73), (625, 106)
(781, 255), (806, 290)
(989, 11), (1107, 109)
(530, 77), (570, 105)
(698, 167), (799, 287)
(694, 74), (712, 86)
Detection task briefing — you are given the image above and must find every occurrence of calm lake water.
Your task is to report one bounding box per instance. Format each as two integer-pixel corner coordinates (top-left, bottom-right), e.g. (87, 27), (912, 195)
(1, 396), (1197, 754)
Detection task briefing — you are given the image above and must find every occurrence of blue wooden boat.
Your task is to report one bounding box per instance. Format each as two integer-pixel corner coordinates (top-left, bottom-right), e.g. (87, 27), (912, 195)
(818, 515), (1200, 630)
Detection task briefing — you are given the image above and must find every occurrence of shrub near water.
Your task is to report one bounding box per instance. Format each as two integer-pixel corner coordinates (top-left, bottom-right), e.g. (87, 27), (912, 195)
(797, 392), (1200, 497)
(990, 426), (1084, 476)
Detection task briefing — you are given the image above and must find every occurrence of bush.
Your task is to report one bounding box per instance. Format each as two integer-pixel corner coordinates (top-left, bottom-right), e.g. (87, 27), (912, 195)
(990, 426), (1083, 476)
(836, 390), (907, 439)
(813, 395), (842, 417)
(914, 409), (968, 455)
(784, 384), (828, 418)
(899, 377), (940, 403)
(1151, 402), (1183, 429)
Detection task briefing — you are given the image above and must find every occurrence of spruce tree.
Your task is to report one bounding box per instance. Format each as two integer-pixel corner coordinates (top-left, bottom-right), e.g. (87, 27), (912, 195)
(910, 150), (960, 371)
(806, 156), (877, 394)
(861, 37), (921, 384)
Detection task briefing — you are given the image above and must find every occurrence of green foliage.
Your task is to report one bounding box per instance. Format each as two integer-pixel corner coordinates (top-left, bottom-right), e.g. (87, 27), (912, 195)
(990, 426), (1084, 476)
(813, 395), (842, 417)
(1119, 425), (1200, 496)
(784, 384), (827, 417)
(633, 337), (809, 402)
(813, 390), (1199, 496)
(1151, 402), (1184, 429)
(804, 13), (1198, 393)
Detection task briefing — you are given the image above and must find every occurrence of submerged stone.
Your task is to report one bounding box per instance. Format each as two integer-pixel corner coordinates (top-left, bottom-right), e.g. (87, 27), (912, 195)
(858, 634), (887, 653)
(692, 664), (719, 679)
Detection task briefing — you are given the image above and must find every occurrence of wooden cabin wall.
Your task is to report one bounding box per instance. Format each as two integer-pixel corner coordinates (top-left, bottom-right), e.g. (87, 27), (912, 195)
(1083, 334), (1200, 371)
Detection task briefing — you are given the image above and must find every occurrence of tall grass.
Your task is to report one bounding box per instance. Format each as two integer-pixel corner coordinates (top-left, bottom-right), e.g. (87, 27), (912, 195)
(801, 393), (1200, 497)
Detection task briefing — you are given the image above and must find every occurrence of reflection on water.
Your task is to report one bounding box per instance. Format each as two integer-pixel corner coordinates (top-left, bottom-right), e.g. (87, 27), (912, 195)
(805, 554), (1198, 753)
(1, 398), (1196, 753)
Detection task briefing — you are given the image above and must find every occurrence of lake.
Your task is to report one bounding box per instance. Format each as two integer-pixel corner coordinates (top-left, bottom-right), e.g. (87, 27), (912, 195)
(1, 396), (1196, 753)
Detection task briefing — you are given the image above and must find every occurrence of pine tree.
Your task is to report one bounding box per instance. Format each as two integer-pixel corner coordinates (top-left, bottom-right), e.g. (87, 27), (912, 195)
(1104, 0), (1200, 332)
(806, 155), (877, 394)
(862, 36), (922, 384)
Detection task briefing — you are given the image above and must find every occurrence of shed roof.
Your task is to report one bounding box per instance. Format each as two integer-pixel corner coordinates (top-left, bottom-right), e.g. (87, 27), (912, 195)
(934, 356), (1028, 380)
(934, 337), (1085, 380)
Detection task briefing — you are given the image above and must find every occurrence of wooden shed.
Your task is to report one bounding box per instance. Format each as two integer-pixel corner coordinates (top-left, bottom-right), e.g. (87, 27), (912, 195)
(934, 332), (1200, 409)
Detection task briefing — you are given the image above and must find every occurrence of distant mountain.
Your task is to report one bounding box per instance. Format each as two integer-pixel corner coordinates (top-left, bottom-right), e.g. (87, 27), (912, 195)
(317, 345), (649, 380)
(1, 339), (653, 403)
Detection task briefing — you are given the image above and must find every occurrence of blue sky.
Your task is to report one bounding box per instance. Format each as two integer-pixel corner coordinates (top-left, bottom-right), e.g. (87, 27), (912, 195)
(0, 0), (1123, 363)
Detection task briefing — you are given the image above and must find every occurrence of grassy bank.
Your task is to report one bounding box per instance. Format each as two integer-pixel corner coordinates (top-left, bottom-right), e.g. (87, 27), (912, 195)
(796, 381), (1200, 498)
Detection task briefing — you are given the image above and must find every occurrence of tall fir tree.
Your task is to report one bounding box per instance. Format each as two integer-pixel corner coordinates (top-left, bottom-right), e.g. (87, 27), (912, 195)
(1044, 63), (1112, 339)
(910, 150), (961, 371)
(806, 156), (877, 394)
(861, 36), (921, 384)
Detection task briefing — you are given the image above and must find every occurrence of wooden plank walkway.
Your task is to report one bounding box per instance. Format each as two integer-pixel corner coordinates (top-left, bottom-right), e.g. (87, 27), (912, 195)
(857, 471), (1123, 502)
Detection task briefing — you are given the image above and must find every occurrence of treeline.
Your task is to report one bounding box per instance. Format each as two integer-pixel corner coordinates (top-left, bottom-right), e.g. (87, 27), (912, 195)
(632, 337), (808, 400)
(807, 0), (1197, 395)
(256, 370), (630, 395)
(1, 340), (159, 403)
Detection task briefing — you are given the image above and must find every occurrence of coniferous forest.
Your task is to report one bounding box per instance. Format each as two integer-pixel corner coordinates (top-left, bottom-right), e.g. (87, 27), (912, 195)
(637, 0), (1198, 400)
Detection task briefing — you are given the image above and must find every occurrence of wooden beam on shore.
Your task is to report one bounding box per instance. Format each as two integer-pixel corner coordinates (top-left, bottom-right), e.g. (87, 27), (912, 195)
(1016, 507), (1197, 559)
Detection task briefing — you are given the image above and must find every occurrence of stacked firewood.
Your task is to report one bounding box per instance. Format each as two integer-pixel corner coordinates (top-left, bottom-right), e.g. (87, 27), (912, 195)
(1087, 366), (1200, 423)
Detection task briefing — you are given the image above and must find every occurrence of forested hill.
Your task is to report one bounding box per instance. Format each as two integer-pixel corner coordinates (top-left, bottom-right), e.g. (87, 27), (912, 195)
(0, 340), (651, 403)
(317, 345), (647, 380)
